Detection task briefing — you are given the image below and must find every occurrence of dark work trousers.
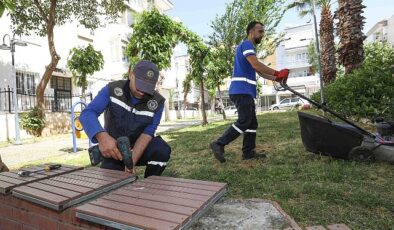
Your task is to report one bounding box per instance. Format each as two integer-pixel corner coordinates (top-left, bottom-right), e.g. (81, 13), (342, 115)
(101, 136), (171, 178)
(217, 94), (258, 155)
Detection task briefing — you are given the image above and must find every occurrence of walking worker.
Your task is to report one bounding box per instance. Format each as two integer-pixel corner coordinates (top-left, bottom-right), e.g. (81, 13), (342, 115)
(80, 60), (171, 178)
(210, 21), (289, 163)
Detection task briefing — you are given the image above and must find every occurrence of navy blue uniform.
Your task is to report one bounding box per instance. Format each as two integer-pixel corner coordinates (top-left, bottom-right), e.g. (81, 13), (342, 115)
(80, 80), (171, 177)
(217, 40), (258, 156)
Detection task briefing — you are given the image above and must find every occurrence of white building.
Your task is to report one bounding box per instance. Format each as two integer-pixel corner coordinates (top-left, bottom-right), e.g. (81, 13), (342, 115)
(162, 54), (209, 110)
(267, 23), (320, 107)
(0, 0), (173, 112)
(366, 14), (394, 47)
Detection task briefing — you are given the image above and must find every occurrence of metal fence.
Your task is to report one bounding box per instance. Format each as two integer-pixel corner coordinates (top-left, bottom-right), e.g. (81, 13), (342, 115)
(0, 86), (92, 113)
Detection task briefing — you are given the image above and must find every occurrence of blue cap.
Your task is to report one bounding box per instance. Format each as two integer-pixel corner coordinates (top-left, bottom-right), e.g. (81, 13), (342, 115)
(133, 60), (159, 95)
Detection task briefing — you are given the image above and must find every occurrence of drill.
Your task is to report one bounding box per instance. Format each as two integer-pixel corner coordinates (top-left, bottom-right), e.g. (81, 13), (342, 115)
(88, 136), (133, 170)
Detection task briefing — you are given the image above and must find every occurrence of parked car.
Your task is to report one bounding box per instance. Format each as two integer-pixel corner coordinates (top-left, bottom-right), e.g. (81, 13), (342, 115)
(270, 97), (310, 110)
(225, 106), (237, 115)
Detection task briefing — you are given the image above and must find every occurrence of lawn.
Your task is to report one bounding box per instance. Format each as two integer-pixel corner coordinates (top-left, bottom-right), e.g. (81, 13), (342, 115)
(13, 111), (393, 229)
(160, 111), (394, 230)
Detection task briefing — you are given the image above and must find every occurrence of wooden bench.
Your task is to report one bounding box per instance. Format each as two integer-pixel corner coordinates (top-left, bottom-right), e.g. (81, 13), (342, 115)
(12, 167), (136, 211)
(0, 164), (82, 194)
(76, 176), (227, 230)
(1, 165), (227, 229)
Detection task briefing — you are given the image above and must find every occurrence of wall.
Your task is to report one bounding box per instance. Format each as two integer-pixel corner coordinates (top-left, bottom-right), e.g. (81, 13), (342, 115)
(0, 112), (72, 142)
(0, 192), (104, 229)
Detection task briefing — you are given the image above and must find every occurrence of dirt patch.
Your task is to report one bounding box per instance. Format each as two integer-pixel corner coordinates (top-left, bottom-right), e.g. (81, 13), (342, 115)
(191, 199), (300, 230)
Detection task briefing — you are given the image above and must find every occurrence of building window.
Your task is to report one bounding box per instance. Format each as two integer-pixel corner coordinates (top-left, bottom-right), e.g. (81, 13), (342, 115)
(121, 40), (128, 63)
(110, 38), (121, 62)
(16, 71), (24, 94)
(51, 76), (72, 91)
(16, 71), (38, 94)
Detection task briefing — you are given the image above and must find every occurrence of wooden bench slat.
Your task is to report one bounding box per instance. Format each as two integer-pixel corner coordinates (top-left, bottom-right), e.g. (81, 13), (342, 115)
(59, 174), (110, 185)
(50, 176), (102, 189)
(27, 182), (82, 198)
(12, 186), (69, 204)
(39, 179), (92, 193)
(102, 194), (196, 216)
(128, 184), (211, 201)
(143, 177), (225, 191)
(90, 198), (189, 224)
(0, 180), (14, 193)
(70, 171), (119, 182)
(76, 203), (179, 230)
(150, 175), (227, 187)
(113, 187), (204, 208)
(134, 181), (216, 196)
(72, 170), (125, 181)
(0, 175), (27, 184)
(88, 167), (132, 177)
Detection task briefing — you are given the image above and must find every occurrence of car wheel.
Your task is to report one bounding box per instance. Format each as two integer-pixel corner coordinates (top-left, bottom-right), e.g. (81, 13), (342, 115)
(348, 146), (375, 163)
(273, 106), (279, 110)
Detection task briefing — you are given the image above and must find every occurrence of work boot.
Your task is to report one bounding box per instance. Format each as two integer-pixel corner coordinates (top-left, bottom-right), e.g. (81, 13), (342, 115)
(242, 150), (266, 160)
(210, 142), (226, 163)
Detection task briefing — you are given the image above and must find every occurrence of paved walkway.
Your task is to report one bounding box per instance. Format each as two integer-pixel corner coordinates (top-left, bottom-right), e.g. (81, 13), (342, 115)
(0, 117), (226, 169)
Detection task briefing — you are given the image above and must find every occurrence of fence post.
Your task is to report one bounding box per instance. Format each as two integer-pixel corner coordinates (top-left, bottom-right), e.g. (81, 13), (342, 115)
(7, 86), (11, 113)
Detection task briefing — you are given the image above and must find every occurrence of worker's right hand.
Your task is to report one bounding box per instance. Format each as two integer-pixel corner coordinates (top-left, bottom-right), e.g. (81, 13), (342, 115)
(274, 69), (289, 83)
(96, 132), (123, 161)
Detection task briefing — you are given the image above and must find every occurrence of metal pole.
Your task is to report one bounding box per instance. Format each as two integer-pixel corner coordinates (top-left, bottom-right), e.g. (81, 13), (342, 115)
(11, 40), (21, 145)
(311, 0), (324, 104)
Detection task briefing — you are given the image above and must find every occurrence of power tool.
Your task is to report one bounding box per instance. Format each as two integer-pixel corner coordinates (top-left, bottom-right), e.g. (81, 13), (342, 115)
(88, 136), (133, 170)
(18, 164), (62, 177)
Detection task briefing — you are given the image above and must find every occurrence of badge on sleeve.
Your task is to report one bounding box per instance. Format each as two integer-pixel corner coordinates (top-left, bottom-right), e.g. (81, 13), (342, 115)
(114, 87), (123, 97)
(147, 99), (158, 111)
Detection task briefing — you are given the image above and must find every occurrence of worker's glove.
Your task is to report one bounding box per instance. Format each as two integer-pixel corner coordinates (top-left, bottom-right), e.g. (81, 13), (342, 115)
(274, 69), (289, 83)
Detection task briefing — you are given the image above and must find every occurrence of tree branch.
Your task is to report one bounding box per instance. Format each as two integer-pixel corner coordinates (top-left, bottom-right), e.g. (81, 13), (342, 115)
(33, 0), (49, 23)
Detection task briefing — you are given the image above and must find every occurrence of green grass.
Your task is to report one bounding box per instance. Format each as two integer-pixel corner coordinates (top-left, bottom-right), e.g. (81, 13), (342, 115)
(159, 111), (394, 230)
(15, 111), (393, 229)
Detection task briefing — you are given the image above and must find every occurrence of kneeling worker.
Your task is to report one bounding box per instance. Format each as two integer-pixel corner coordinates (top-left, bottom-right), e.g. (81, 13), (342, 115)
(80, 60), (171, 178)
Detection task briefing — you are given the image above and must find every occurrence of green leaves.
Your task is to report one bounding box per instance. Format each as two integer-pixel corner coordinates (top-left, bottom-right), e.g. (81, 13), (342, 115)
(0, 0), (15, 17)
(21, 107), (45, 137)
(9, 0), (126, 36)
(67, 44), (104, 94)
(312, 42), (394, 120)
(126, 9), (179, 70)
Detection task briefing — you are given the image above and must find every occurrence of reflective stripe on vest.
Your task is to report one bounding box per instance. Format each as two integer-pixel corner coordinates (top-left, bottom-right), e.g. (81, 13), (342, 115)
(110, 96), (154, 117)
(231, 77), (256, 85)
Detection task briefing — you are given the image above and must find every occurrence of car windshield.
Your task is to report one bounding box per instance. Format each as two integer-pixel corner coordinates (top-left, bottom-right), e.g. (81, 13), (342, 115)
(281, 99), (290, 104)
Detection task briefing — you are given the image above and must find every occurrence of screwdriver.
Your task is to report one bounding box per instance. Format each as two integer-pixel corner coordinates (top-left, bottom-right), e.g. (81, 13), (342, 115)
(17, 164), (62, 177)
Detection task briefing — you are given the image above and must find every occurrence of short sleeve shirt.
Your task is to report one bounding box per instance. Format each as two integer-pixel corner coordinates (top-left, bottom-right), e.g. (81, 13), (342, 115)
(229, 40), (257, 98)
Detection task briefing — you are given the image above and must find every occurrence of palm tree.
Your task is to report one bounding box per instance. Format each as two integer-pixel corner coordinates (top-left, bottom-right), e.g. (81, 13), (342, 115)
(319, 0), (336, 83)
(335, 0), (366, 74)
(287, 0), (337, 84)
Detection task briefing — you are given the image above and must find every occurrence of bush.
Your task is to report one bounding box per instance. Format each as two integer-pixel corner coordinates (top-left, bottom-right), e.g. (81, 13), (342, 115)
(21, 107), (45, 136)
(312, 42), (394, 120)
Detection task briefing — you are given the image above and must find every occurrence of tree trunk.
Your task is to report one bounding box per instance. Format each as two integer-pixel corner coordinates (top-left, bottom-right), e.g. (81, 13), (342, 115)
(336, 0), (366, 74)
(199, 78), (208, 125)
(36, 1), (60, 116)
(217, 85), (227, 120)
(157, 72), (169, 121)
(320, 7), (336, 84)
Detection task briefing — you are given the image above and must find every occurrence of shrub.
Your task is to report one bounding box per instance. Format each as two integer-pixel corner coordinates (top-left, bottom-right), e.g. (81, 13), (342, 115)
(21, 107), (45, 136)
(312, 42), (394, 120)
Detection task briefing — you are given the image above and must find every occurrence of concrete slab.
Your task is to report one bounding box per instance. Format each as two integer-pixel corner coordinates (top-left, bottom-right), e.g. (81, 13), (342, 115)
(191, 199), (301, 230)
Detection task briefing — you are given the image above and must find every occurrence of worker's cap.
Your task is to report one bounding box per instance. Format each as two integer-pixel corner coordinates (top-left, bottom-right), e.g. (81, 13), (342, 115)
(133, 60), (159, 95)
